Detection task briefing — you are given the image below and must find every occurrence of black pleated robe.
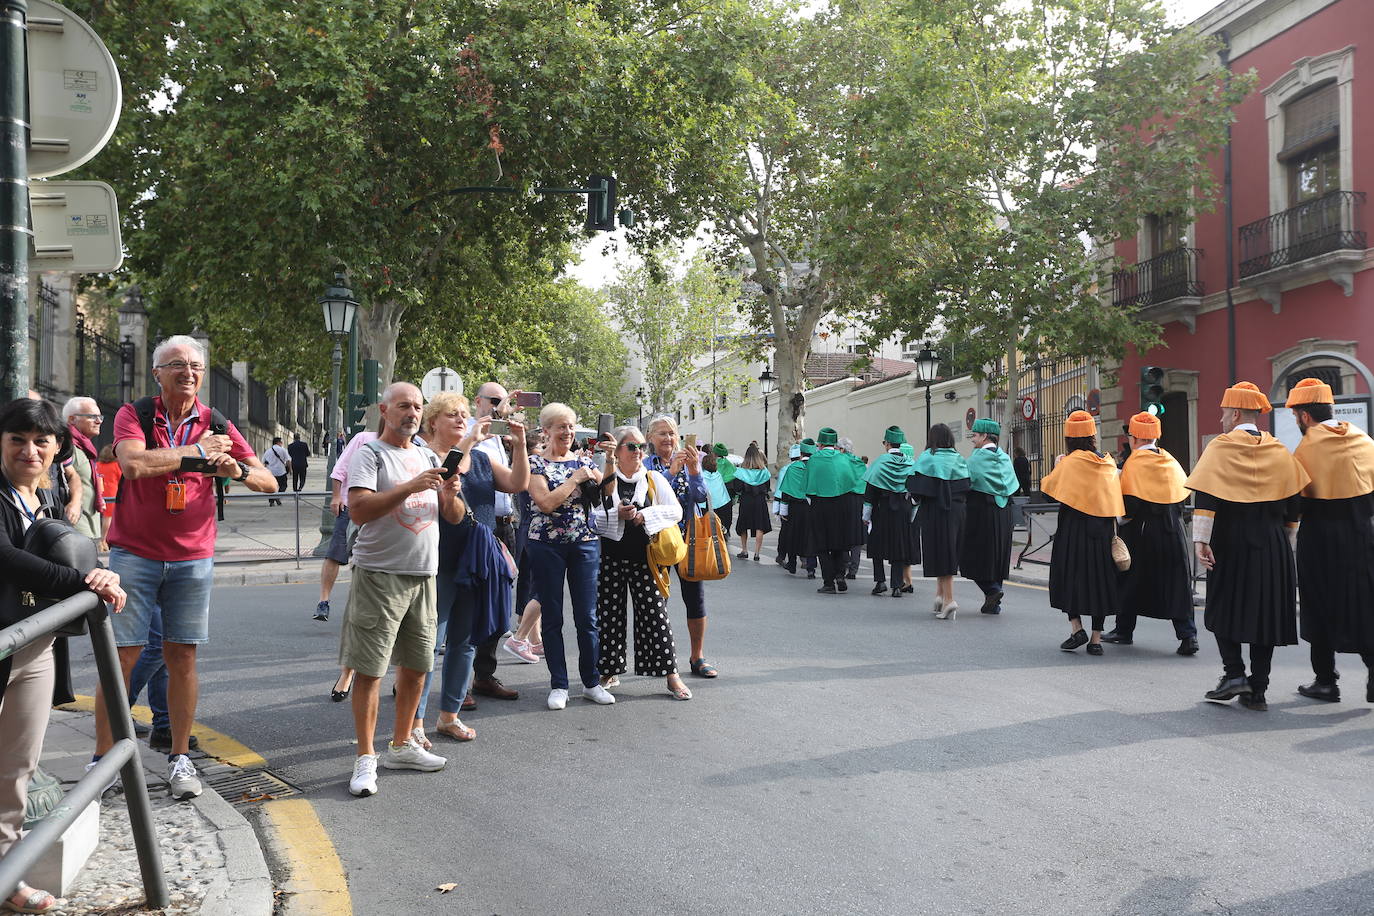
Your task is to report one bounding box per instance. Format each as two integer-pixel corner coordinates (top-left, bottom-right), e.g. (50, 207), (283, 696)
(866, 484), (919, 565)
(1297, 493), (1374, 652)
(734, 480), (773, 535)
(908, 475), (969, 577)
(1196, 491), (1299, 646)
(1117, 495), (1193, 620)
(807, 493), (866, 553)
(778, 495), (813, 558)
(1048, 505), (1119, 616)
(960, 491), (1012, 583)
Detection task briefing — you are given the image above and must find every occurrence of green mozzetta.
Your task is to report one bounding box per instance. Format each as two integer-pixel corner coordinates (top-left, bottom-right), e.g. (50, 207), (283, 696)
(913, 448), (970, 482)
(804, 448), (867, 498)
(968, 447), (1019, 508)
(733, 467), (771, 487)
(777, 459), (808, 499)
(864, 450), (915, 493)
(717, 456), (737, 484)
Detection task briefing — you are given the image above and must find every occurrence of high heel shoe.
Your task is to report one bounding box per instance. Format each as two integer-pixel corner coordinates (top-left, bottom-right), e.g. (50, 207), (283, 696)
(932, 597), (944, 614)
(330, 673), (354, 702)
(935, 601), (958, 620)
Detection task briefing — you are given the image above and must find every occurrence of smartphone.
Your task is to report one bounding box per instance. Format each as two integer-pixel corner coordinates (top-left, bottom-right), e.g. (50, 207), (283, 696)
(487, 419), (510, 436)
(178, 456), (217, 474)
(514, 391), (543, 408)
(597, 413), (613, 439)
(685, 433), (697, 450)
(440, 448), (464, 480)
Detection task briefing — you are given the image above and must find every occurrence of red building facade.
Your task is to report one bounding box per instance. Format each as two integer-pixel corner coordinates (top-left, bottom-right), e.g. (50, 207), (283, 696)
(1107, 0), (1372, 467)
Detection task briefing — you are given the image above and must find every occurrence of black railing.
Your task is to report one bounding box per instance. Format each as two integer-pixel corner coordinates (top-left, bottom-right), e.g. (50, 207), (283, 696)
(1112, 247), (1204, 308)
(1239, 190), (1366, 278)
(209, 367), (241, 427)
(248, 376), (269, 427)
(76, 317), (133, 448)
(0, 593), (169, 908)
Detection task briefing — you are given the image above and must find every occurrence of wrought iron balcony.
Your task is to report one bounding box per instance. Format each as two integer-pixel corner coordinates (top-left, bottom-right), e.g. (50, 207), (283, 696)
(1112, 247), (1204, 309)
(1239, 190), (1366, 279)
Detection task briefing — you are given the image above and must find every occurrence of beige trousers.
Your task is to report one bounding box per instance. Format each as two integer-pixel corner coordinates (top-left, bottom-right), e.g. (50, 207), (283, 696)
(0, 636), (56, 859)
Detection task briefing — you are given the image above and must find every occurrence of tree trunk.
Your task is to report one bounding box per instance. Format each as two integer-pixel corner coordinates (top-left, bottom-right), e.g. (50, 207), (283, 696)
(357, 297), (405, 391)
(1000, 334), (1019, 443)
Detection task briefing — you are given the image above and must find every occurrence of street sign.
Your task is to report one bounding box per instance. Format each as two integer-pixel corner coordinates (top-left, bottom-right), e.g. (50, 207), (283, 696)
(26, 0), (122, 179)
(421, 367), (462, 402)
(28, 180), (122, 272)
(1019, 397), (1036, 421)
(965, 407), (976, 431)
(1086, 388), (1101, 416)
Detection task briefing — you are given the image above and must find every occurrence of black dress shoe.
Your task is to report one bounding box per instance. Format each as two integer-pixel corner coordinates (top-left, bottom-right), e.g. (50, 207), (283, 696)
(836, 579), (848, 592)
(1177, 637), (1200, 656)
(1238, 691), (1268, 711)
(1085, 642), (1104, 656)
(890, 586), (904, 598)
(900, 584), (914, 594)
(784, 561), (796, 574)
(1100, 630), (1132, 645)
(817, 583), (837, 594)
(980, 592), (1003, 614)
(1060, 630), (1089, 652)
(1205, 675), (1252, 702)
(845, 573), (857, 580)
(1297, 680), (1341, 702)
(473, 677), (518, 700)
(807, 570), (816, 579)
(871, 583), (888, 596)
(149, 728), (199, 752)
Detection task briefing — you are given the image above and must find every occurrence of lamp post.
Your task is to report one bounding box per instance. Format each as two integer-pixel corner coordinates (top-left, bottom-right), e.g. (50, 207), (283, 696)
(758, 367), (777, 459)
(635, 385), (646, 430)
(913, 342), (940, 441)
(315, 270), (358, 554)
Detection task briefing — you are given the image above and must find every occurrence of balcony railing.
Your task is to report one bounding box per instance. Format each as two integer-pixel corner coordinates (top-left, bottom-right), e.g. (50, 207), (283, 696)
(1239, 190), (1366, 279)
(1112, 247), (1204, 309)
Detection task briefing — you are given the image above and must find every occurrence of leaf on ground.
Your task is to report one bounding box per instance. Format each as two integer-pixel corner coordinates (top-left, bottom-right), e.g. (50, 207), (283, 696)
(240, 792), (275, 802)
(436, 883), (458, 893)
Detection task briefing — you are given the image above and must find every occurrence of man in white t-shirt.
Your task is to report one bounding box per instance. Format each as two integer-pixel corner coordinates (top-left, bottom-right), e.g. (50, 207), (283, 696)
(341, 383), (466, 797)
(263, 437), (290, 505)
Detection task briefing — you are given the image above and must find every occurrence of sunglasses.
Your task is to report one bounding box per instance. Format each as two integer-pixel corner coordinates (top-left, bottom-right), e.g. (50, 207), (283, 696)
(621, 442), (648, 452)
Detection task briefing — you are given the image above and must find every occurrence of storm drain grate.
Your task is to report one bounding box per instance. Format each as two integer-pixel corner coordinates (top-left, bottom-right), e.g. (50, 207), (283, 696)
(198, 765), (301, 806)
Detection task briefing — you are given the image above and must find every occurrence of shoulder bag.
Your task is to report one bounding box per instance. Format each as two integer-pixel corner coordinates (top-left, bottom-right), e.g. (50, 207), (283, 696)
(643, 473), (687, 598)
(678, 482), (731, 583)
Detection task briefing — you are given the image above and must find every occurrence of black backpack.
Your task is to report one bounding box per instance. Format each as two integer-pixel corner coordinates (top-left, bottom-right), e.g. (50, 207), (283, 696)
(21, 489), (97, 635)
(119, 396), (233, 520)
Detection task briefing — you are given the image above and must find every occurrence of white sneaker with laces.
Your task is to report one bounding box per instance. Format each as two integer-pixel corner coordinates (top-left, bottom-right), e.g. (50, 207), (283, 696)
(381, 738), (446, 772)
(349, 754), (378, 796)
(501, 637), (539, 664)
(547, 688), (569, 710)
(167, 754), (202, 800)
(582, 684), (616, 705)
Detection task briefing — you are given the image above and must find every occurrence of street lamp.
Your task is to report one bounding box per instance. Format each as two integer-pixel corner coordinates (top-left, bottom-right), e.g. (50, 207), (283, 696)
(635, 385), (647, 430)
(759, 367), (777, 459)
(913, 342), (940, 441)
(315, 270), (358, 555)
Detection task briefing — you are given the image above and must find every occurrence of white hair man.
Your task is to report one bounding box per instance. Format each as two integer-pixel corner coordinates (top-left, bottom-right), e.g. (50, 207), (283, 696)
(92, 334), (276, 800)
(61, 396), (104, 542)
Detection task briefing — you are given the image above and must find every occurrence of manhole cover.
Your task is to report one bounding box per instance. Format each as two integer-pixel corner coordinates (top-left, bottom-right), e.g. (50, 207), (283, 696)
(198, 764), (300, 806)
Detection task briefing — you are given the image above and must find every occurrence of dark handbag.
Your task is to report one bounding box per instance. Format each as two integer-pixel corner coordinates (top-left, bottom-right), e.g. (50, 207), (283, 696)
(21, 502), (99, 636)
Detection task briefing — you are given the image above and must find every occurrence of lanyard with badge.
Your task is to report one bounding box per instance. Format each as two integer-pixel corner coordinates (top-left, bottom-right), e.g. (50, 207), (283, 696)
(165, 412), (197, 513)
(9, 486), (46, 524)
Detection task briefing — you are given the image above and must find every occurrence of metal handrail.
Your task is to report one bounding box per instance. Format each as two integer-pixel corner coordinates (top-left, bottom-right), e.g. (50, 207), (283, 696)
(1238, 189), (1366, 278)
(1112, 247), (1204, 309)
(0, 593), (169, 908)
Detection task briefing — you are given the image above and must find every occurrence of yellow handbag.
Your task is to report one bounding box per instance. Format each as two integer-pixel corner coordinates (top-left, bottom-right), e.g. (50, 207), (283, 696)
(644, 473), (687, 598)
(678, 487), (732, 583)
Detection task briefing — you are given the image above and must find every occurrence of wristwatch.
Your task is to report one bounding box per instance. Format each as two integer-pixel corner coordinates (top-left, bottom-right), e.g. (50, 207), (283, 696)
(235, 461), (251, 481)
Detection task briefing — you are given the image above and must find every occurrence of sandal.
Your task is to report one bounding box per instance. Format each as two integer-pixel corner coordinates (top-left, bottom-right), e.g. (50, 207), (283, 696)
(601, 675), (621, 689)
(689, 658), (719, 678)
(410, 726), (432, 750)
(666, 677), (692, 701)
(435, 720), (476, 741)
(4, 883), (57, 914)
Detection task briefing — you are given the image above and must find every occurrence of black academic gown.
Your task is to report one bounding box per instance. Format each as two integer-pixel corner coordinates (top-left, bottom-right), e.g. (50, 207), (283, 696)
(960, 491), (1012, 583)
(866, 484), (918, 565)
(1118, 494), (1193, 621)
(1048, 506), (1120, 616)
(907, 474), (969, 578)
(1196, 491), (1300, 647)
(1297, 493), (1374, 652)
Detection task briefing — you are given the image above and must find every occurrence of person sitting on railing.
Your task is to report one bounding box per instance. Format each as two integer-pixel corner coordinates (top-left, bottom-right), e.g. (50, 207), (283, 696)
(1, 397), (126, 916)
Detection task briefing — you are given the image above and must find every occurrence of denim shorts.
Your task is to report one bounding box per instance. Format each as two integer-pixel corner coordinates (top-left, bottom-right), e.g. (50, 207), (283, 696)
(325, 506), (355, 565)
(108, 547), (215, 646)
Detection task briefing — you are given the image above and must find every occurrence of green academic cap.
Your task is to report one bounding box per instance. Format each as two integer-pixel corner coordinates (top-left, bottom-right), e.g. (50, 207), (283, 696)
(883, 425), (906, 446)
(800, 437), (817, 456)
(972, 418), (1001, 436)
(713, 443), (729, 457)
(817, 427), (839, 446)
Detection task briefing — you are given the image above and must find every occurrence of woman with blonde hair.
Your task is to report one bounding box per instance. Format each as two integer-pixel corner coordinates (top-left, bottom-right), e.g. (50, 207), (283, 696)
(732, 441), (772, 561)
(527, 403), (612, 709)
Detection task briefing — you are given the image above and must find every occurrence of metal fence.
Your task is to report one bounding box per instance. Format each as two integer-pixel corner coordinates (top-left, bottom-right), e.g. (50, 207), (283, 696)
(1112, 247), (1204, 308)
(248, 375), (269, 427)
(75, 317), (132, 448)
(1239, 189), (1366, 278)
(29, 281), (60, 399)
(0, 593), (169, 909)
(208, 367), (241, 427)
(1010, 357), (1092, 493)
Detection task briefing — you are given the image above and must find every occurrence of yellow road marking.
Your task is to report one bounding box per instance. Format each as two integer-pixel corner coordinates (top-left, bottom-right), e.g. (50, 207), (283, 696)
(1006, 580), (1049, 592)
(61, 694), (266, 769)
(261, 799), (353, 914)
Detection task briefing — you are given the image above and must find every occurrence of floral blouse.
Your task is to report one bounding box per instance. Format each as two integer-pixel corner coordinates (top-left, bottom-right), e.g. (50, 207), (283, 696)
(528, 454), (598, 543)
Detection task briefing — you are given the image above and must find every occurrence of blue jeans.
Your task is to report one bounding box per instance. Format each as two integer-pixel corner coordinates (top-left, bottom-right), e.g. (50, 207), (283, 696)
(417, 575), (477, 720)
(527, 539), (600, 690)
(127, 606), (169, 731)
(108, 548), (215, 646)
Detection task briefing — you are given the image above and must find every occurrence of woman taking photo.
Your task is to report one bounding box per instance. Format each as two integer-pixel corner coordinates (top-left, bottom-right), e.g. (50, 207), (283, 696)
(733, 442), (772, 561)
(527, 403), (613, 710)
(412, 393), (528, 744)
(908, 424), (970, 619)
(1039, 411), (1125, 655)
(594, 426), (691, 699)
(643, 416), (718, 677)
(1, 398), (126, 916)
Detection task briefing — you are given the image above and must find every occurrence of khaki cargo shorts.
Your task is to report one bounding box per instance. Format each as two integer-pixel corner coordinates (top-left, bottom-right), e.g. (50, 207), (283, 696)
(339, 567), (437, 678)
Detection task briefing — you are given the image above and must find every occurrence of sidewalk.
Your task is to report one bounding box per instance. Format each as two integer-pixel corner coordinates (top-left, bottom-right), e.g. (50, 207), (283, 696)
(35, 705), (272, 916)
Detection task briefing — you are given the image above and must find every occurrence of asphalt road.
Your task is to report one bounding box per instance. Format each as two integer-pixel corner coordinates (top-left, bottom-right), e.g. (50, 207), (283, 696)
(72, 556), (1374, 915)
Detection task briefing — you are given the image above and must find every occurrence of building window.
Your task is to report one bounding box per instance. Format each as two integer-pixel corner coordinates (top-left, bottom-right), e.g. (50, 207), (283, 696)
(689, 403), (697, 421)
(1286, 365), (1343, 397)
(1148, 213), (1187, 256)
(719, 392), (728, 410)
(1282, 83), (1341, 207)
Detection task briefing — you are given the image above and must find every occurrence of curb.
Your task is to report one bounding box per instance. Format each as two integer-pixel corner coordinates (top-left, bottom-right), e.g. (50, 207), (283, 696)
(213, 565), (346, 588)
(192, 784), (274, 916)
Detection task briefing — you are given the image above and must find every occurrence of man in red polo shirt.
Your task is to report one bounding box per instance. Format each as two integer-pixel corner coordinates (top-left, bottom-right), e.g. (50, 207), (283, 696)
(91, 335), (276, 800)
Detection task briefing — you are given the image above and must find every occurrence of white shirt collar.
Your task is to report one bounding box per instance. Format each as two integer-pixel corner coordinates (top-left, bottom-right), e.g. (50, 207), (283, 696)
(1133, 442), (1158, 451)
(979, 443), (997, 450)
(1322, 418), (1341, 427)
(1235, 423), (1259, 433)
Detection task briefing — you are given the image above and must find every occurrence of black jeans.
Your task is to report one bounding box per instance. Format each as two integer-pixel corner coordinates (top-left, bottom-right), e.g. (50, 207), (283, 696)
(291, 467), (307, 491)
(872, 558), (905, 589)
(270, 475), (287, 504)
(818, 549), (848, 585)
(1216, 636), (1274, 692)
(1069, 614), (1108, 631)
(975, 579), (1004, 597)
(1114, 612), (1197, 640)
(846, 545), (861, 577)
(1309, 642), (1374, 685)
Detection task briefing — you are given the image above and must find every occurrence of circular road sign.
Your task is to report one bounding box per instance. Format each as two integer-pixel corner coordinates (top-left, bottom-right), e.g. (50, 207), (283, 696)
(1020, 397), (1036, 421)
(965, 407), (976, 431)
(27, 0), (123, 179)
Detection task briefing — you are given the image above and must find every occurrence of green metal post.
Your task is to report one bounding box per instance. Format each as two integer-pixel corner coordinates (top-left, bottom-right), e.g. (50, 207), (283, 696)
(1, 0), (30, 401)
(346, 322), (358, 412)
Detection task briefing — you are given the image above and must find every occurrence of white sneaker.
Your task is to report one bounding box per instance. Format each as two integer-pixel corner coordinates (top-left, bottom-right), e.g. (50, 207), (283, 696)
(167, 754), (202, 800)
(547, 688), (569, 710)
(349, 754), (378, 796)
(501, 637), (539, 664)
(381, 738), (446, 772)
(582, 684), (616, 705)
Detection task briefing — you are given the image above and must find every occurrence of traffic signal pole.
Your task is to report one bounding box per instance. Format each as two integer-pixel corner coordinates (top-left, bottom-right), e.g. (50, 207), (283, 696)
(1, 0), (29, 401)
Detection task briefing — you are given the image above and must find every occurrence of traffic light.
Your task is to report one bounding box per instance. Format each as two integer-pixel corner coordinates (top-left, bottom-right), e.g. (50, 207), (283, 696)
(1139, 366), (1166, 416)
(346, 392), (368, 436)
(361, 359), (380, 405)
(585, 174), (617, 231)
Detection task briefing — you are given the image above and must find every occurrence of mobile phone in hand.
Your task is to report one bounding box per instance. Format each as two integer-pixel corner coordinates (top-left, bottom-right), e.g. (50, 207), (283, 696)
(178, 456), (217, 474)
(685, 433), (697, 450)
(440, 448), (464, 479)
(514, 391), (543, 408)
(487, 419), (511, 436)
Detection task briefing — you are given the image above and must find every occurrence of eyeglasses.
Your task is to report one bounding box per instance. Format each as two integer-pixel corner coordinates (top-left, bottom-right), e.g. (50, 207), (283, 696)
(486, 397), (503, 406)
(72, 413), (103, 420)
(621, 442), (648, 452)
(155, 361), (206, 373)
